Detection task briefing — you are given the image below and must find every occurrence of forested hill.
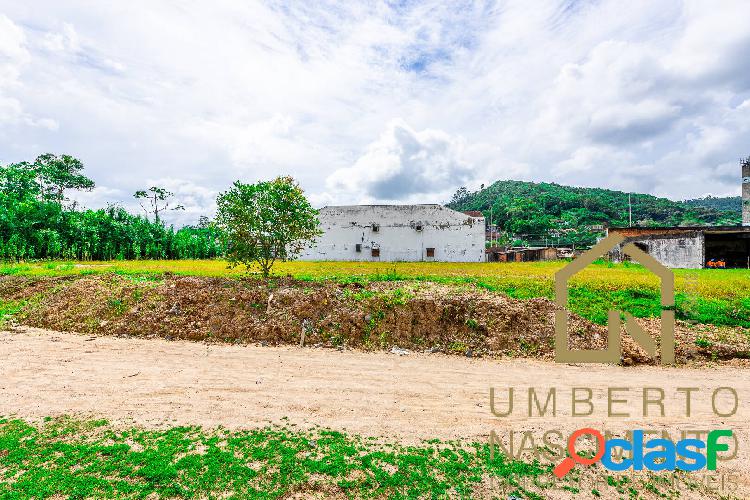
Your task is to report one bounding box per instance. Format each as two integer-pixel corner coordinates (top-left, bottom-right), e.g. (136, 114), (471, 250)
(446, 180), (741, 246)
(683, 195), (741, 213)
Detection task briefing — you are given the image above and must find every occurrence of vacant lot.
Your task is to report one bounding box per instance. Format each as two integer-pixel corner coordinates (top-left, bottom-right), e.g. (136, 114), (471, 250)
(1, 261), (748, 498)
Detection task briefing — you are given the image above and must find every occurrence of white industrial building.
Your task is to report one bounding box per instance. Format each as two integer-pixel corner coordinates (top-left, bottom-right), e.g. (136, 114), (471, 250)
(299, 204), (485, 262)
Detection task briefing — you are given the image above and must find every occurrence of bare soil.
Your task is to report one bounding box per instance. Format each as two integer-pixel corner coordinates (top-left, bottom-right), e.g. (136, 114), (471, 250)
(3, 275), (750, 498)
(2, 274), (748, 364)
(2, 327), (749, 498)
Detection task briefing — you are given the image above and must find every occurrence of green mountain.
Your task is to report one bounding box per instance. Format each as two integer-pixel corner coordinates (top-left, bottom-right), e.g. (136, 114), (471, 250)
(446, 180), (741, 247)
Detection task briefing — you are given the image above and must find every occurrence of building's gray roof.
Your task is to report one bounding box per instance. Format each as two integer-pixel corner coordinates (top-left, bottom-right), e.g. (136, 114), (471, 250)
(319, 204), (483, 219)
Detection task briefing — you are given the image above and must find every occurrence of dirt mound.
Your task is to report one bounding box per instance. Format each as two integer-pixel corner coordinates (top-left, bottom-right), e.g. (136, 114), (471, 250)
(2, 274), (748, 364)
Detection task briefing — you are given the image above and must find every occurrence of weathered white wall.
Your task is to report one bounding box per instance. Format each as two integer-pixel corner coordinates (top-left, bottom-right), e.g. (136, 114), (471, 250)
(610, 232), (704, 269)
(299, 204), (485, 262)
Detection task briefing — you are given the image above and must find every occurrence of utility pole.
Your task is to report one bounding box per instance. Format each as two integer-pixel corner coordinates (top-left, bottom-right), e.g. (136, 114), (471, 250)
(628, 193), (632, 227)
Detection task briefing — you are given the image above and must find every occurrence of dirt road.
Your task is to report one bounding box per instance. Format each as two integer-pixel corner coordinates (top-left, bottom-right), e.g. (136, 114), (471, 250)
(2, 327), (749, 494)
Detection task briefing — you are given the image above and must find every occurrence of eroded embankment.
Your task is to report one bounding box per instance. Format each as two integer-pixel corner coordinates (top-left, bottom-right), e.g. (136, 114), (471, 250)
(1, 274), (748, 364)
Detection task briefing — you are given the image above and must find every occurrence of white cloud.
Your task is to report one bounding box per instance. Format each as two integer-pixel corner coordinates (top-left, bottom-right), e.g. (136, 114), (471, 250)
(326, 119), (474, 203)
(668, 0), (750, 88)
(141, 178), (220, 227)
(0, 14), (60, 130)
(0, 14), (27, 68)
(554, 146), (629, 176)
(67, 185), (124, 210)
(39, 22), (80, 53)
(533, 40), (679, 149)
(0, 1), (749, 224)
(0, 14), (28, 124)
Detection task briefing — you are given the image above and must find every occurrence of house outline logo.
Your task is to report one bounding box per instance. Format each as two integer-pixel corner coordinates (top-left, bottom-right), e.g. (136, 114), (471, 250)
(554, 233), (675, 364)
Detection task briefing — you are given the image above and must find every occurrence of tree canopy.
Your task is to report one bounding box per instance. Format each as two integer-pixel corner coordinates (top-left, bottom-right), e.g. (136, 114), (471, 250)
(34, 154), (96, 202)
(216, 176), (321, 277)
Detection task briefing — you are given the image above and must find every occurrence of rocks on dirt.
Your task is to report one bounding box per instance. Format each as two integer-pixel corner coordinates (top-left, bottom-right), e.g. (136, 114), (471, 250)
(391, 347), (410, 356)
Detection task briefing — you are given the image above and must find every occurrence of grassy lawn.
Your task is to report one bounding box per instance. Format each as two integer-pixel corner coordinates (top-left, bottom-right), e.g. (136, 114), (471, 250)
(0, 417), (696, 499)
(1, 259), (749, 328)
(0, 417), (548, 499)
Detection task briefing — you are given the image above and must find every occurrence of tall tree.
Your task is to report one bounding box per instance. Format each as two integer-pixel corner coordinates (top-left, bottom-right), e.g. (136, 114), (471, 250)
(33, 154), (95, 202)
(134, 186), (184, 224)
(216, 176), (321, 277)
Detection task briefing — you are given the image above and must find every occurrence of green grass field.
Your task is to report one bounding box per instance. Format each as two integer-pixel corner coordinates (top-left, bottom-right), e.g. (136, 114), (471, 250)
(0, 417), (548, 499)
(0, 417), (696, 499)
(1, 259), (749, 328)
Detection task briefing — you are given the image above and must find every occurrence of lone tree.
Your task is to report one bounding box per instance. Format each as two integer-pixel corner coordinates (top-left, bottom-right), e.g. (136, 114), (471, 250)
(134, 186), (184, 224)
(216, 176), (321, 277)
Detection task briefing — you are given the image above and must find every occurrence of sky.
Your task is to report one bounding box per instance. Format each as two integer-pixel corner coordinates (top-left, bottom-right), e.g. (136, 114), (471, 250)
(1, 0), (749, 225)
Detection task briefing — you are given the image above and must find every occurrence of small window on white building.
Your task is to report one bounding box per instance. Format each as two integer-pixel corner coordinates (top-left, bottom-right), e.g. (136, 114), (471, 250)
(371, 248), (380, 257)
(372, 224), (379, 233)
(415, 224), (423, 231)
(355, 244), (362, 252)
(426, 247), (435, 257)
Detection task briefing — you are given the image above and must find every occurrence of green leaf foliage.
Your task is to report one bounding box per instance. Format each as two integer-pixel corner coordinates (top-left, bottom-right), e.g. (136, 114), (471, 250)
(216, 176), (322, 277)
(0, 156), (223, 261)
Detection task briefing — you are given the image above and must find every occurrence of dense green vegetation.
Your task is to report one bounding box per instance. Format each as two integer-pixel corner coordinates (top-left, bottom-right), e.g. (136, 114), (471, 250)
(683, 195), (741, 213)
(448, 180), (741, 246)
(0, 417), (694, 499)
(0, 155), (223, 260)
